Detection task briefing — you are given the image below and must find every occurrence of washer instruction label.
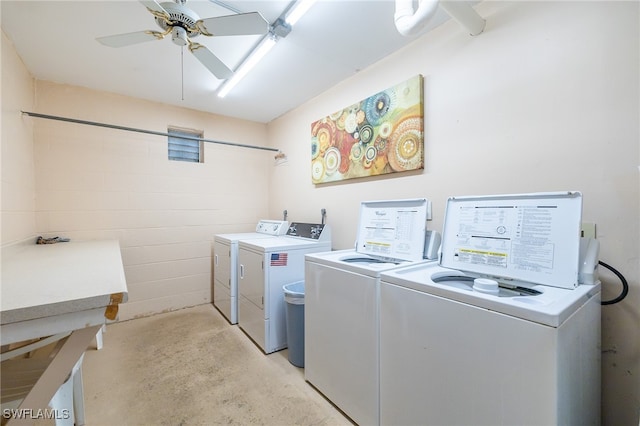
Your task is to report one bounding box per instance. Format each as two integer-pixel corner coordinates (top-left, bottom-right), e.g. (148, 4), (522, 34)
(454, 204), (557, 273)
(441, 193), (582, 288)
(357, 199), (428, 262)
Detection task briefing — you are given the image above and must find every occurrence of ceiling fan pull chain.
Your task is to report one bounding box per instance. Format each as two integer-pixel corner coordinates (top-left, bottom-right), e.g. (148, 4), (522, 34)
(181, 46), (184, 101)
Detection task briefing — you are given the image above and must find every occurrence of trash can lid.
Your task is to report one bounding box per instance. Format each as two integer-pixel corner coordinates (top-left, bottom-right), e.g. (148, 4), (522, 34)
(283, 281), (304, 297)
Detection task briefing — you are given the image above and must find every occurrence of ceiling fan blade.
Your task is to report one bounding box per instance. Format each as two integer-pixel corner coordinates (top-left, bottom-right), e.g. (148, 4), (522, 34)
(189, 42), (233, 79)
(197, 12), (269, 37)
(97, 30), (165, 48)
(139, 0), (169, 18)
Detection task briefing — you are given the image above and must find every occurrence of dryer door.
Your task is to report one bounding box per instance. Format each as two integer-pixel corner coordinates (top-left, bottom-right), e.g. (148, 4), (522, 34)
(238, 249), (265, 310)
(238, 248), (267, 352)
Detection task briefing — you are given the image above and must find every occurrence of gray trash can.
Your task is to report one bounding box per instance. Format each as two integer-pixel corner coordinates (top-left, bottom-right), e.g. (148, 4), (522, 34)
(283, 281), (305, 367)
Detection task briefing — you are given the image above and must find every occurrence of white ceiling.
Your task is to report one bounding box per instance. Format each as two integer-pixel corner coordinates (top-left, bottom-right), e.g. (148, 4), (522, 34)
(1, 0), (452, 123)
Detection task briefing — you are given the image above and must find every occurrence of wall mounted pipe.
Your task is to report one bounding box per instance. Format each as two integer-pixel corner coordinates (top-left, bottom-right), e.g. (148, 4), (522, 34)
(394, 0), (485, 37)
(394, 0), (440, 37)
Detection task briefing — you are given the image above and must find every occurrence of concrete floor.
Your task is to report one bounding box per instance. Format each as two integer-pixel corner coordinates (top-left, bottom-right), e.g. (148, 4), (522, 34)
(82, 304), (352, 425)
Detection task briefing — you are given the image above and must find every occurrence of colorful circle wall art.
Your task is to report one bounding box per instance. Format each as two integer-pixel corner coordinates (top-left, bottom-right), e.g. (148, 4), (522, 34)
(310, 75), (424, 184)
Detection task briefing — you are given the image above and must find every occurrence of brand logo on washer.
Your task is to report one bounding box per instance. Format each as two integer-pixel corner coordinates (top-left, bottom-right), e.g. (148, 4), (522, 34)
(375, 210), (387, 216)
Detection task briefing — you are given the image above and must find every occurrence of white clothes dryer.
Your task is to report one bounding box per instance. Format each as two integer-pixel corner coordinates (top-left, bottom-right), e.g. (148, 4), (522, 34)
(213, 220), (288, 324)
(304, 199), (438, 426)
(238, 222), (331, 354)
(379, 192), (602, 426)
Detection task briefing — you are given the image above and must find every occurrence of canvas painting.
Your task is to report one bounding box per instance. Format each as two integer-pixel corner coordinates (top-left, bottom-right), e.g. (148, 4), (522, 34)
(311, 75), (424, 184)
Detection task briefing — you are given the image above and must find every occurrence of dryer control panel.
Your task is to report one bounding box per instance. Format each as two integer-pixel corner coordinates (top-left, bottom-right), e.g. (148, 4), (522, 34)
(287, 222), (330, 241)
(255, 220), (289, 235)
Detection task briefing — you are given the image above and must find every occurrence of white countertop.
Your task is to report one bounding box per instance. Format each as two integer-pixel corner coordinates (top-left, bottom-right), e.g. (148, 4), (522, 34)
(1, 239), (128, 325)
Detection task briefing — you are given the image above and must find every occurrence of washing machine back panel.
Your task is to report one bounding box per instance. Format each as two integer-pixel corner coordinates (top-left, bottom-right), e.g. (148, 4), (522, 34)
(441, 192), (582, 289)
(355, 199), (429, 262)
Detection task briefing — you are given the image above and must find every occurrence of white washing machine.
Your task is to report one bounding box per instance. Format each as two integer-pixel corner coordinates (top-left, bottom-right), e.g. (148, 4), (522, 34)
(379, 192), (602, 426)
(304, 199), (439, 426)
(213, 220), (288, 324)
(238, 222), (331, 354)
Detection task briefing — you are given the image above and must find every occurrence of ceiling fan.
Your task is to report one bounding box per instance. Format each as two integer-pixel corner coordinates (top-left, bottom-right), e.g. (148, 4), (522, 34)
(96, 0), (270, 79)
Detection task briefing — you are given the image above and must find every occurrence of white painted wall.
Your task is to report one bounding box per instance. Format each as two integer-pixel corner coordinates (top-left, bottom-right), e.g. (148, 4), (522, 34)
(1, 31), (35, 244)
(267, 2), (639, 424)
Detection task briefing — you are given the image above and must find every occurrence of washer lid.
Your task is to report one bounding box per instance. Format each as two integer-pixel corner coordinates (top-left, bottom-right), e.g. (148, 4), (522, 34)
(305, 249), (425, 278)
(380, 262), (600, 327)
(440, 192), (582, 289)
(356, 198), (429, 262)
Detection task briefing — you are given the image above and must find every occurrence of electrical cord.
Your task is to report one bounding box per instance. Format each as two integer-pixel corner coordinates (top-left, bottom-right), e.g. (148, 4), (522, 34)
(599, 260), (629, 305)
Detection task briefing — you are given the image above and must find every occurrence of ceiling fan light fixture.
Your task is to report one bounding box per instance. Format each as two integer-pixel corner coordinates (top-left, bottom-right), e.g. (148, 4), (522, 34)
(153, 1), (200, 37)
(172, 26), (188, 46)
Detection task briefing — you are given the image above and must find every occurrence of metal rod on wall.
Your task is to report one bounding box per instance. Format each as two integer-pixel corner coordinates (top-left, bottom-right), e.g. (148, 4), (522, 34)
(21, 111), (280, 153)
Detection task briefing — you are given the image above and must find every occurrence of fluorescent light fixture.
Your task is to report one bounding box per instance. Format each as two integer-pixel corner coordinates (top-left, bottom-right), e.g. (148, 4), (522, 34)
(217, 35), (277, 98)
(216, 0), (316, 98)
(285, 0), (317, 26)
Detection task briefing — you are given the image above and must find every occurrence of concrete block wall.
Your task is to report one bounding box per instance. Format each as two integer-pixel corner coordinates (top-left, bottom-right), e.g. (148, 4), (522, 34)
(30, 82), (270, 320)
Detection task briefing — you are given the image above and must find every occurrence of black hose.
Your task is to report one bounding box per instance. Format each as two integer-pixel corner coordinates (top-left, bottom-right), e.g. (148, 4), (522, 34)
(599, 260), (629, 305)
